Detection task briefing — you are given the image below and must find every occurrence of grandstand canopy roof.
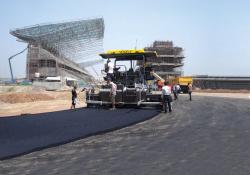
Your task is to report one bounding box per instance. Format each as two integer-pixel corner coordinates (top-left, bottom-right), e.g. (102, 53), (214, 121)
(10, 18), (105, 64)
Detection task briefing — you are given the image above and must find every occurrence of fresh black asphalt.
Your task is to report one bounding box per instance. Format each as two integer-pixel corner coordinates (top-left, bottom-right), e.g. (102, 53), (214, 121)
(1, 95), (250, 175)
(0, 108), (159, 160)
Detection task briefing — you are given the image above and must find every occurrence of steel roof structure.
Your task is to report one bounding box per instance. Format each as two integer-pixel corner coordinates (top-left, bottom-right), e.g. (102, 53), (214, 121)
(10, 18), (104, 64)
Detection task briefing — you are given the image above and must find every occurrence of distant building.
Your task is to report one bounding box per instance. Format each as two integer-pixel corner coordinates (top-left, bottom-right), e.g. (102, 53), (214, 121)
(10, 18), (105, 83)
(193, 75), (250, 90)
(144, 40), (184, 79)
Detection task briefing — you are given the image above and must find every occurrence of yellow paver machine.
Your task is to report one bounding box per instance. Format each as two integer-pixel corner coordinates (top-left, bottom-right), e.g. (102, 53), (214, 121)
(86, 49), (162, 108)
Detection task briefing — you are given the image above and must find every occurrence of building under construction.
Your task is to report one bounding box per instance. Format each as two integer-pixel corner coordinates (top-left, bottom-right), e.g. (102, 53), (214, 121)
(144, 41), (184, 80)
(10, 18), (104, 83)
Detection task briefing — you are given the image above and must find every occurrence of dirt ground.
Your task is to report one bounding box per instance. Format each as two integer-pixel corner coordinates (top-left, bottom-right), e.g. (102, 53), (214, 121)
(0, 90), (86, 117)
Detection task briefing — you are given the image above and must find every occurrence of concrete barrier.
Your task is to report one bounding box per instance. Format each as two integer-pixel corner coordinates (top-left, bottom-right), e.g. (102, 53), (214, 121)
(32, 81), (63, 91)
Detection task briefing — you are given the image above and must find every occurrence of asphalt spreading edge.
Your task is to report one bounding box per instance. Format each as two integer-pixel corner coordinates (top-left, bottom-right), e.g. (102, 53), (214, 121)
(0, 108), (159, 160)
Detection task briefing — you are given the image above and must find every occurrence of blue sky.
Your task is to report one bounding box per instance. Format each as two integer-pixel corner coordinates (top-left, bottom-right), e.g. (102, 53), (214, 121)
(0, 0), (250, 78)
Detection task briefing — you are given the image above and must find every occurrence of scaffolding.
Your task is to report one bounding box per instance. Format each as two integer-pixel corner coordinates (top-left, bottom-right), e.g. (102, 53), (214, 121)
(10, 18), (104, 81)
(144, 40), (184, 79)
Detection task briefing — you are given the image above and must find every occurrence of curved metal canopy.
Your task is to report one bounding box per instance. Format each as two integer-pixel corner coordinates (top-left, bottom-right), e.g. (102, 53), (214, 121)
(10, 18), (105, 64)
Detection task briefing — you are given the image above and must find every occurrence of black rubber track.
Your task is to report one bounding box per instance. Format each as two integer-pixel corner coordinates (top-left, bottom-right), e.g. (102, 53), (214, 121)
(0, 108), (159, 160)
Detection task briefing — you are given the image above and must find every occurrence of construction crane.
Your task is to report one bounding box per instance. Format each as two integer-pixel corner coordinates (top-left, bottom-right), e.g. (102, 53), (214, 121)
(8, 46), (28, 83)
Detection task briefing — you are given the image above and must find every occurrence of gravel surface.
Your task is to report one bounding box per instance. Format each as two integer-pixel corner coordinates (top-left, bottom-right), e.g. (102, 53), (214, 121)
(0, 95), (250, 175)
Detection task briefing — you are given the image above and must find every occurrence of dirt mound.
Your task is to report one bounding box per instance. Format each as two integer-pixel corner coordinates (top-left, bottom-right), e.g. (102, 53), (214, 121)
(0, 93), (54, 104)
(0, 85), (36, 93)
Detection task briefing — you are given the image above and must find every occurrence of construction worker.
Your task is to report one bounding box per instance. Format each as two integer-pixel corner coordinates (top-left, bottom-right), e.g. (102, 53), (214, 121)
(71, 86), (77, 109)
(156, 79), (164, 90)
(173, 83), (181, 100)
(188, 83), (193, 101)
(177, 84), (181, 94)
(107, 78), (117, 110)
(107, 59), (114, 80)
(173, 83), (178, 100)
(162, 81), (172, 113)
(81, 87), (88, 104)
